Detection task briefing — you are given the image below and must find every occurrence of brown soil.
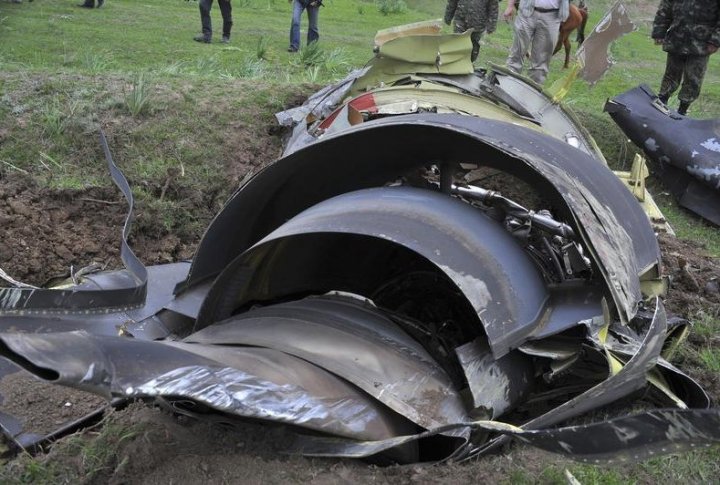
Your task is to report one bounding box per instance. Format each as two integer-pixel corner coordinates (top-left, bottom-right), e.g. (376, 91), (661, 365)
(659, 233), (720, 318)
(0, 371), (107, 437)
(7, 404), (601, 484)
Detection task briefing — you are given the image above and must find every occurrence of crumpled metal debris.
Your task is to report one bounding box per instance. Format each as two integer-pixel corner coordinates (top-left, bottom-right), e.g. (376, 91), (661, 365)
(0, 25), (718, 465)
(575, 1), (636, 85)
(606, 84), (720, 226)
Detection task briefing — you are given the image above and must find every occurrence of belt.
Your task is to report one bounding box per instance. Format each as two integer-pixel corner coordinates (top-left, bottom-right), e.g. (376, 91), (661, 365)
(534, 7), (559, 12)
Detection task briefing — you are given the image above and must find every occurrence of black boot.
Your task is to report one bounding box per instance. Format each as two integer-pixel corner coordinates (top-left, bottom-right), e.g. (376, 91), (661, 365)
(658, 94), (669, 104)
(678, 101), (690, 116)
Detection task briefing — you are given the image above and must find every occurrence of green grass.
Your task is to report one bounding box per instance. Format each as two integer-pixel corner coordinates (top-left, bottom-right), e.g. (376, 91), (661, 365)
(0, 0), (719, 482)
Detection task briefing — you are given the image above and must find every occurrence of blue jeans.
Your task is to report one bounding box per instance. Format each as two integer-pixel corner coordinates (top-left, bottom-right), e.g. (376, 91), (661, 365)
(289, 0), (319, 51)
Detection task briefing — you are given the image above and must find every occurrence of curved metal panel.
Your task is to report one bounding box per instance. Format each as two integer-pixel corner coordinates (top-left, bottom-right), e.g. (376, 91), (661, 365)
(606, 84), (720, 225)
(0, 330), (414, 442)
(199, 187), (552, 356)
(188, 296), (469, 431)
(183, 114), (659, 325)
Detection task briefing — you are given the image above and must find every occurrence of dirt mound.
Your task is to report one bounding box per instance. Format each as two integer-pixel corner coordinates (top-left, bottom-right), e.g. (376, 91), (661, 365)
(4, 404), (574, 484)
(0, 177), (197, 286)
(659, 233), (720, 318)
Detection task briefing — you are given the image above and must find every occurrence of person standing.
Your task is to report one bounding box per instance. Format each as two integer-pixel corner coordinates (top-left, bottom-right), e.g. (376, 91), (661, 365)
(193, 0), (233, 44)
(288, 0), (320, 53)
(652, 0), (720, 115)
(444, 0), (499, 62)
(503, 0), (570, 84)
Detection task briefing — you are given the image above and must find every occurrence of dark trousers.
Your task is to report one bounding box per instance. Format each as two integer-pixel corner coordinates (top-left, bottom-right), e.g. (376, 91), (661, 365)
(659, 53), (709, 104)
(200, 0), (232, 38)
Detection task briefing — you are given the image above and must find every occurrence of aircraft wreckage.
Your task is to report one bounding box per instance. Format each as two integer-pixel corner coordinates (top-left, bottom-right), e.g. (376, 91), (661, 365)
(0, 23), (719, 464)
(607, 85), (720, 226)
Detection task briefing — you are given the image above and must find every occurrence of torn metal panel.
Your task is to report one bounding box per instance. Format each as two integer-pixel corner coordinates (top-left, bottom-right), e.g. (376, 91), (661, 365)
(196, 187), (557, 356)
(373, 20), (443, 47)
(488, 65), (606, 162)
(606, 84), (720, 225)
(465, 298), (668, 458)
(286, 408), (720, 463)
(575, 1), (637, 85)
(0, 263), (191, 340)
(185, 114), (659, 327)
(455, 339), (534, 419)
(350, 31), (475, 94)
(0, 330), (417, 443)
(188, 296), (469, 433)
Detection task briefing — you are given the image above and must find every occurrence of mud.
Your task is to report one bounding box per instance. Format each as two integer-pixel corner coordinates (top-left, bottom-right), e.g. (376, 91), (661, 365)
(0, 370), (107, 437)
(7, 404), (587, 484)
(659, 233), (720, 318)
(0, 178), (196, 286)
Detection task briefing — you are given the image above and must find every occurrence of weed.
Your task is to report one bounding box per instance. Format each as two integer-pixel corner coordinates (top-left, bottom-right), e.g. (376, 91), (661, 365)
(194, 55), (222, 76)
(297, 41), (325, 67)
(256, 35), (269, 60)
(124, 72), (152, 117)
(691, 312), (720, 340)
(81, 52), (112, 74)
(0, 159), (29, 175)
(40, 97), (79, 138)
(323, 48), (351, 76)
(156, 60), (189, 76)
(376, 0), (407, 16)
(304, 65), (321, 83)
(37, 152), (63, 172)
(698, 348), (720, 372)
(237, 57), (267, 79)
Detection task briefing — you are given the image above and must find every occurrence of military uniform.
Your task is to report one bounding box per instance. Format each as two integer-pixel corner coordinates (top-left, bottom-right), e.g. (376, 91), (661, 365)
(652, 0), (720, 114)
(444, 0), (499, 62)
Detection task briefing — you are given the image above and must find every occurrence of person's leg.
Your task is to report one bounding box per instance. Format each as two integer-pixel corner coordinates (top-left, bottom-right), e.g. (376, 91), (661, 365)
(219, 0), (232, 41)
(198, 0), (213, 41)
(452, 21), (480, 62)
(307, 3), (319, 45)
(677, 54), (709, 115)
(528, 11), (561, 84)
(289, 0), (303, 51)
(658, 53), (684, 103)
(507, 14), (535, 75)
(470, 31), (483, 62)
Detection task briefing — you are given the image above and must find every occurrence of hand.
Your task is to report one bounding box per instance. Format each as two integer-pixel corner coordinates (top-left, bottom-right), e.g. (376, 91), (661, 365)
(654, 38), (663, 45)
(503, 5), (515, 21)
(708, 43), (719, 54)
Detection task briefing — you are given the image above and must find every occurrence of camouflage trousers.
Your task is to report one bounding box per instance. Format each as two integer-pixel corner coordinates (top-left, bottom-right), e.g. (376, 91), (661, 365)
(453, 23), (483, 63)
(659, 53), (709, 104)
